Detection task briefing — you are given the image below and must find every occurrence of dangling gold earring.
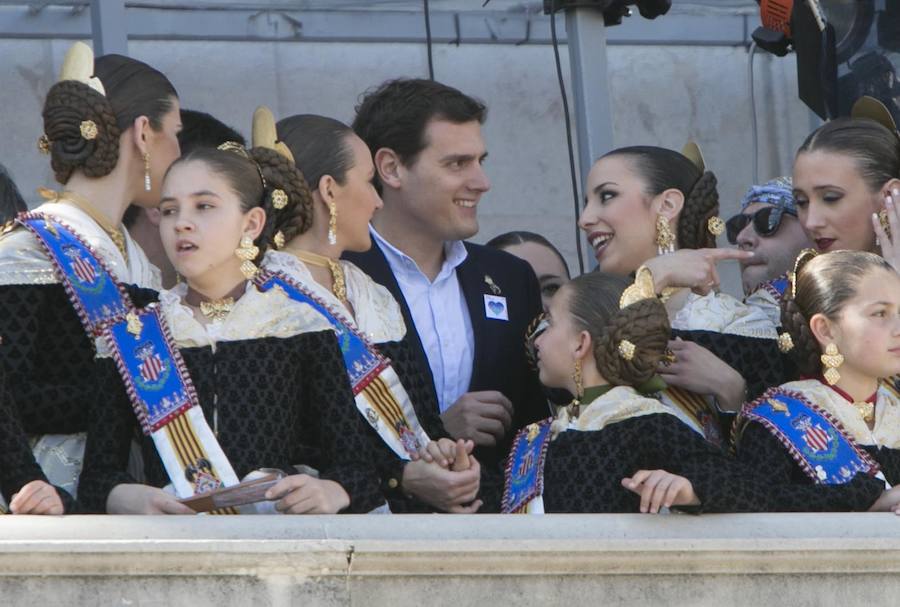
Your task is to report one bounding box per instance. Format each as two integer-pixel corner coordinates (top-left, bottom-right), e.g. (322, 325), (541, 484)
(655, 215), (675, 255)
(143, 152), (152, 192)
(568, 359), (584, 417)
(234, 235), (259, 279)
(821, 343), (844, 385)
(327, 201), (338, 246)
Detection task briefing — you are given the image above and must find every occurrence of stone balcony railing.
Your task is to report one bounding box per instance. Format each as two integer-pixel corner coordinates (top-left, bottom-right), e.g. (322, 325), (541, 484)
(3, 513), (900, 606)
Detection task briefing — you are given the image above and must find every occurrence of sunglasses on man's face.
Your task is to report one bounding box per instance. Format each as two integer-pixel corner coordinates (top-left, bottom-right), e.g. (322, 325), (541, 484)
(725, 206), (796, 245)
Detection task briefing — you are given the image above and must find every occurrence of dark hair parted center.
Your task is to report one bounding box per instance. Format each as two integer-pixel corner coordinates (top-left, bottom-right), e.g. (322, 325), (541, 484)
(780, 250), (895, 376)
(277, 114), (355, 192)
(797, 118), (900, 193)
(352, 78), (486, 192)
(42, 54), (177, 184)
(564, 272), (670, 386)
(601, 146), (720, 250)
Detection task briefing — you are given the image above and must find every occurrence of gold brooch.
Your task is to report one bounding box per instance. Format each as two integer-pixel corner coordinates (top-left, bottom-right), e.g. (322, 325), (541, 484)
(618, 339), (636, 361)
(271, 189), (288, 210)
(707, 216), (725, 237)
(526, 423), (540, 443)
(80, 120), (98, 140)
(38, 134), (51, 154)
(199, 297), (234, 322)
(767, 398), (789, 414)
(126, 311), (143, 338)
(777, 332), (794, 353)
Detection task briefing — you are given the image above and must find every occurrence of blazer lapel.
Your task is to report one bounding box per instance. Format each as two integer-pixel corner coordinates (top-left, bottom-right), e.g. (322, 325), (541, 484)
(456, 246), (491, 390)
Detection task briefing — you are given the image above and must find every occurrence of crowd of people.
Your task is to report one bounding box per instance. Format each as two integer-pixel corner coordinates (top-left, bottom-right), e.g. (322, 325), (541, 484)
(2, 41), (900, 516)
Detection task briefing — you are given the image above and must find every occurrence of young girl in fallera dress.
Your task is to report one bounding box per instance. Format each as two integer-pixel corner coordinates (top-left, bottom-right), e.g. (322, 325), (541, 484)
(79, 142), (389, 514)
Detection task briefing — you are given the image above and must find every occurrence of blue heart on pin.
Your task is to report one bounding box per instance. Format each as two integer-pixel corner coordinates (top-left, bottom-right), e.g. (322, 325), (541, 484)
(489, 301), (505, 315)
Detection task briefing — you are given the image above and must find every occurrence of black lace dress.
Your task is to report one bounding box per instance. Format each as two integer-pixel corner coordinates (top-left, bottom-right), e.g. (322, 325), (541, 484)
(77, 286), (384, 514)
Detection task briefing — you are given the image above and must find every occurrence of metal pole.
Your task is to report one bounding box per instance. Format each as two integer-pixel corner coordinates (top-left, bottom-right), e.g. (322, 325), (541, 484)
(565, 7), (614, 268)
(566, 8), (614, 185)
(90, 0), (128, 56)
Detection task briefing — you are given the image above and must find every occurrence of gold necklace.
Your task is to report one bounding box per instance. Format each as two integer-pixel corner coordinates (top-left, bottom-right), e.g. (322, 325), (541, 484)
(44, 188), (128, 262)
(285, 247), (348, 306)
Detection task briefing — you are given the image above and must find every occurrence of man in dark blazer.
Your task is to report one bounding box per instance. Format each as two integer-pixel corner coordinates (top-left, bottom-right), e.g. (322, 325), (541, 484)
(346, 78), (550, 466)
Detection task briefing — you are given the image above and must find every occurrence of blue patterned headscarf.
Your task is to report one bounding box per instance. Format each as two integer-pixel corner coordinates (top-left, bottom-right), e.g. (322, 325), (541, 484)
(740, 176), (795, 214)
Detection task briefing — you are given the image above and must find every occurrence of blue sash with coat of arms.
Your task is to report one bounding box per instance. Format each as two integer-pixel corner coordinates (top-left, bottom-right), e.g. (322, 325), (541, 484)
(255, 269), (430, 459)
(502, 418), (553, 513)
(18, 213), (240, 504)
(740, 387), (879, 484)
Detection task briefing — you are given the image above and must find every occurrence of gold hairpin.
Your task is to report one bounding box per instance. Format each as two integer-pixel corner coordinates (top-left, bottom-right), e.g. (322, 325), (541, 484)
(59, 41), (105, 96)
(777, 332), (794, 353)
(252, 106), (295, 163)
(707, 216), (725, 236)
(681, 140), (706, 173)
(789, 248), (819, 300)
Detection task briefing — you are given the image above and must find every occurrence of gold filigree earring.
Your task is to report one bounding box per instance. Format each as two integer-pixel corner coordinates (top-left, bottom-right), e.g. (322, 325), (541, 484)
(327, 201), (338, 246)
(821, 343), (844, 385)
(568, 359), (584, 417)
(655, 215), (675, 255)
(143, 152), (152, 192)
(235, 235), (259, 279)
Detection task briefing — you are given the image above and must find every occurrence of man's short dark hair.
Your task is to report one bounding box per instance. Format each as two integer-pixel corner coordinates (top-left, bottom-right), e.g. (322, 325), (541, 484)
(352, 79), (486, 189)
(178, 109), (246, 156)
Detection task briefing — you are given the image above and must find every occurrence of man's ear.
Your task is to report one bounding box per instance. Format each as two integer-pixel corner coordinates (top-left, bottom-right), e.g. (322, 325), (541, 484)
(374, 148), (403, 190)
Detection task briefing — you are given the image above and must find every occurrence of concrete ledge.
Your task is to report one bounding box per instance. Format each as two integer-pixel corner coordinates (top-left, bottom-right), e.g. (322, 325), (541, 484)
(3, 514), (900, 606)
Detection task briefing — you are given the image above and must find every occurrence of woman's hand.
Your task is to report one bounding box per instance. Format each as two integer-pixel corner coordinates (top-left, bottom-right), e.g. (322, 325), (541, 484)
(621, 469), (700, 513)
(106, 483), (195, 515)
(658, 338), (747, 411)
(264, 475), (350, 514)
(9, 480), (65, 515)
(644, 248), (753, 295)
(873, 189), (900, 271)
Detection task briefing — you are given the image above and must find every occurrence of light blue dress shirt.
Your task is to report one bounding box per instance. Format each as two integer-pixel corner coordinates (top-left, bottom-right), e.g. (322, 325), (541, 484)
(371, 227), (475, 413)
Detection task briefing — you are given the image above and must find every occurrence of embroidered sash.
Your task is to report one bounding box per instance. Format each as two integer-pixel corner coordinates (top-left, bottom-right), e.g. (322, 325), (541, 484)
(255, 269), (429, 459)
(762, 275), (789, 301)
(502, 418), (553, 514)
(658, 386), (723, 446)
(741, 387), (879, 484)
(20, 213), (240, 506)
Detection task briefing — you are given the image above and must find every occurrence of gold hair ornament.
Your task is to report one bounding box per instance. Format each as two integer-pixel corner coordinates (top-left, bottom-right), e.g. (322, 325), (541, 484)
(681, 140), (706, 173)
(777, 332), (794, 353)
(252, 106), (295, 163)
(707, 216), (725, 237)
(217, 140), (267, 190)
(59, 41), (106, 96)
(38, 135), (51, 154)
(851, 96), (899, 137)
(79, 120), (98, 141)
(789, 248), (819, 300)
(271, 189), (288, 210)
(618, 339), (636, 361)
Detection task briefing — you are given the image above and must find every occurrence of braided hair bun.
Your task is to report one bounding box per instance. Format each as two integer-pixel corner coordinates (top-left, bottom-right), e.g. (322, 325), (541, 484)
(42, 80), (121, 183)
(594, 298), (671, 386)
(677, 170), (719, 250)
(248, 147), (314, 252)
(565, 272), (671, 388)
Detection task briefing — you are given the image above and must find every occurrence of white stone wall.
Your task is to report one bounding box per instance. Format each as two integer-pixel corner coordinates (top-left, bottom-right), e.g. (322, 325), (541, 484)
(0, 37), (812, 293)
